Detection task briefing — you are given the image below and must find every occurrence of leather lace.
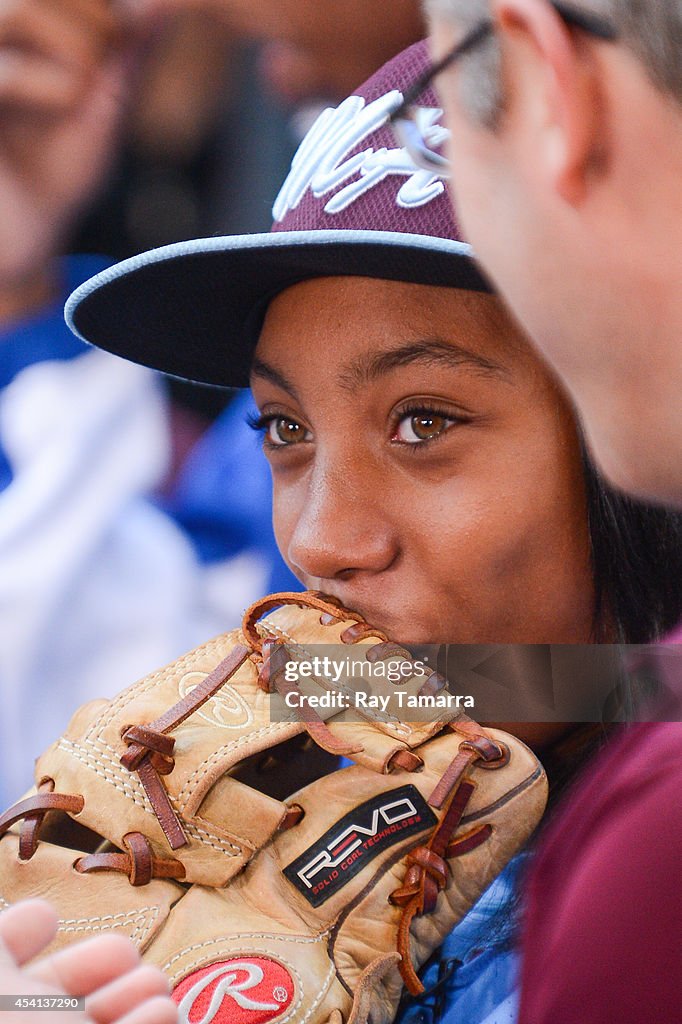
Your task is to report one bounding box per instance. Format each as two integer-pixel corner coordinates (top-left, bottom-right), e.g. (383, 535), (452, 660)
(0, 591), (386, 884)
(388, 719), (506, 995)
(0, 587), (508, 986)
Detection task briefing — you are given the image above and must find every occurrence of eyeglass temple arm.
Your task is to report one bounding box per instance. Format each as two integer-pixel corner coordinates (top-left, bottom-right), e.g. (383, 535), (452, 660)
(392, 0), (617, 124)
(391, 21), (494, 122)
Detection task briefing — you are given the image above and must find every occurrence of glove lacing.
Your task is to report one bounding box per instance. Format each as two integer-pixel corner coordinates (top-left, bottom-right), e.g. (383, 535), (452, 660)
(0, 592), (396, 886)
(0, 588), (510, 995)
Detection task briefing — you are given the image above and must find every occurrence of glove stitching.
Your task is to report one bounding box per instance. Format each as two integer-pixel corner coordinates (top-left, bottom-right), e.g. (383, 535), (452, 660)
(59, 739), (150, 810)
(130, 908), (161, 946)
(188, 821), (243, 856)
(259, 623), (413, 736)
(163, 933), (328, 976)
(71, 739), (244, 853)
(65, 910), (157, 945)
(287, 960), (335, 1024)
(59, 739), (243, 857)
(78, 739), (245, 854)
(0, 898), (159, 945)
(62, 909), (156, 926)
(86, 636), (236, 740)
(176, 720), (297, 803)
(82, 737), (147, 782)
(192, 814), (255, 854)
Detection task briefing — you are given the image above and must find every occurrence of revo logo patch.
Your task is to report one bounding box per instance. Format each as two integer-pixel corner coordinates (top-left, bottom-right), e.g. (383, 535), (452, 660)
(172, 957), (294, 1024)
(284, 785), (437, 907)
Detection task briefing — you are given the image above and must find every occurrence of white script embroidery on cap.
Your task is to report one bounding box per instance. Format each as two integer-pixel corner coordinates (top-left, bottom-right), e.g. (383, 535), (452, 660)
(272, 91), (449, 221)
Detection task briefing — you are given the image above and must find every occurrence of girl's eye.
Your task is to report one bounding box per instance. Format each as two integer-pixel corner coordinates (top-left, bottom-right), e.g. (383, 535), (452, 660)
(266, 417), (310, 446)
(393, 411), (457, 444)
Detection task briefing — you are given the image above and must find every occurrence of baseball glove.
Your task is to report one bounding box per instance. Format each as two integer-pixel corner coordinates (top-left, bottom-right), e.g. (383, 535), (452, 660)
(0, 590), (547, 1024)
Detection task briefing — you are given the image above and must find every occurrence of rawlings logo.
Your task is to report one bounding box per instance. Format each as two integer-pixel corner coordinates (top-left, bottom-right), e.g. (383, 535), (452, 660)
(284, 786), (437, 907)
(172, 958), (295, 1024)
(272, 90), (449, 220)
(178, 672), (253, 729)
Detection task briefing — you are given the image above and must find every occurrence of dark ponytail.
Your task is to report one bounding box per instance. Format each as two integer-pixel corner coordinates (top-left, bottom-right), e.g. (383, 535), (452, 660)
(582, 446), (682, 643)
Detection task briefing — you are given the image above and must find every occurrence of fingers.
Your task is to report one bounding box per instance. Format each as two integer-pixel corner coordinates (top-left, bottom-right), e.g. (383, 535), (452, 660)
(28, 934), (141, 996)
(0, 50), (91, 115)
(113, 994), (178, 1024)
(0, 900), (59, 967)
(0, 0), (128, 117)
(0, 0), (121, 75)
(0, 912), (177, 1023)
(84, 965), (172, 1024)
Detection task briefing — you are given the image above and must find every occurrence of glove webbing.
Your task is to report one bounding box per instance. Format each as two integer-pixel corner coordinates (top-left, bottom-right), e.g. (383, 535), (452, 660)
(0, 780), (83, 860)
(118, 592), (391, 851)
(242, 591), (369, 654)
(258, 639), (365, 758)
(259, 639), (429, 771)
(0, 646), (255, 881)
(119, 644), (251, 850)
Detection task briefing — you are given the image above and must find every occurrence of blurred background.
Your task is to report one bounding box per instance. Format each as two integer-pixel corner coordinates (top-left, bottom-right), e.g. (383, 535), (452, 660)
(0, 0), (426, 803)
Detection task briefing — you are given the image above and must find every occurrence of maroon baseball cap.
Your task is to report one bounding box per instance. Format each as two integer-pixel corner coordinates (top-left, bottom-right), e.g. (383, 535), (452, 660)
(66, 40), (490, 387)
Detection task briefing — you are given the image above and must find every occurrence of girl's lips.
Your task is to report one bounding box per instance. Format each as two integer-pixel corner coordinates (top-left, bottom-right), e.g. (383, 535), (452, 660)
(317, 593), (429, 643)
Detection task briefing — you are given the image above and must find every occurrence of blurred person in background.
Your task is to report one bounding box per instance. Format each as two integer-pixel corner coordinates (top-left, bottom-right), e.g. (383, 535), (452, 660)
(0, 0), (295, 807)
(0, 0), (427, 806)
(212, 0), (425, 102)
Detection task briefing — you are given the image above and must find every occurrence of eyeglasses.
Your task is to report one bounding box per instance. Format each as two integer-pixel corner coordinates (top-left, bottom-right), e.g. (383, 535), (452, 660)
(391, 2), (619, 176)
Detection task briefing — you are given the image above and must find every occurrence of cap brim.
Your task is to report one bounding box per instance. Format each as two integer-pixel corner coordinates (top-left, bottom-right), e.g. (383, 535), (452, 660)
(65, 229), (491, 388)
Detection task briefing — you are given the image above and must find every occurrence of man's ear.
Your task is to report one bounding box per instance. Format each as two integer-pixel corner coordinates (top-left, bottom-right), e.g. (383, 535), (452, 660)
(492, 0), (603, 206)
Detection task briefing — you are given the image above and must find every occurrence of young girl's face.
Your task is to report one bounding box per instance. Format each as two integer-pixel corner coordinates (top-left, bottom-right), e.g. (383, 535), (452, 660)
(250, 276), (595, 646)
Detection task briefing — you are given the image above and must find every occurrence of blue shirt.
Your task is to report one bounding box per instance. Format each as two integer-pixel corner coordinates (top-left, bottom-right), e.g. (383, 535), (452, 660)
(162, 390), (299, 592)
(396, 857), (524, 1024)
(0, 255), (106, 491)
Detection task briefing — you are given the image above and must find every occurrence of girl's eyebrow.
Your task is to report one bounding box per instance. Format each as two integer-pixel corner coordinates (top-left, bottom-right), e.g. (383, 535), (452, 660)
(250, 357), (300, 400)
(337, 339), (511, 392)
(250, 339), (511, 399)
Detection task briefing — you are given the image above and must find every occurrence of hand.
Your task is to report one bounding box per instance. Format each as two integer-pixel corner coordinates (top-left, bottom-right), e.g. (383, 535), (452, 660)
(0, 899), (177, 1023)
(0, 0), (133, 312)
(161, 0), (424, 102)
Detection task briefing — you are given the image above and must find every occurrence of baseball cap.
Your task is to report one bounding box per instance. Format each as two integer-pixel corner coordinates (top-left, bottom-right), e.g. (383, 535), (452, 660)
(65, 41), (490, 388)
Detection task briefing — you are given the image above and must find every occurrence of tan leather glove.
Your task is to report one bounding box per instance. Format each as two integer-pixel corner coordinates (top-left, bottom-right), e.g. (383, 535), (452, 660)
(0, 591), (547, 1024)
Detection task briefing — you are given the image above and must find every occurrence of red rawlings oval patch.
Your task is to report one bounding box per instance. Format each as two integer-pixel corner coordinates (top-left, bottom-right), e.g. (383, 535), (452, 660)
(172, 957), (295, 1024)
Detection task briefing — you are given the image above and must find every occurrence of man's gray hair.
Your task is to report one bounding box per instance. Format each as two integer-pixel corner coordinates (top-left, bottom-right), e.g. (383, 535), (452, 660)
(426, 0), (682, 125)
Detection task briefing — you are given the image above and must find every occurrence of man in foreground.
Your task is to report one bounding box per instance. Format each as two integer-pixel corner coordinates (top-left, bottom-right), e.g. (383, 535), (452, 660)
(424, 0), (682, 506)
(418, 1), (682, 1019)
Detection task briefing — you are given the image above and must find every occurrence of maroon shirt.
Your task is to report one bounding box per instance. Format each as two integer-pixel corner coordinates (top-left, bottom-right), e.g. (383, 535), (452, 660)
(520, 714), (682, 1022)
